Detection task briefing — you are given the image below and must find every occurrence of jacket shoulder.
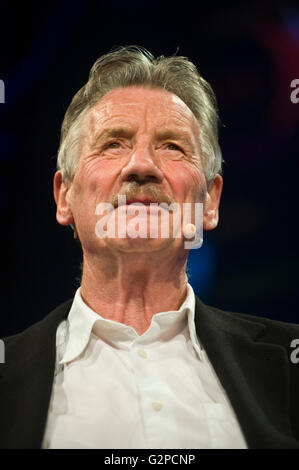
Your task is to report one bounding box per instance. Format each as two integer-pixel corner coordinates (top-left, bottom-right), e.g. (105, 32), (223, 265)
(3, 299), (73, 355)
(195, 296), (299, 347)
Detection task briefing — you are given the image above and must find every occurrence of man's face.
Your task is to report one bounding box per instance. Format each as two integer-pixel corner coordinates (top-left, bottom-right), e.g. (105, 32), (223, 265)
(55, 86), (222, 255)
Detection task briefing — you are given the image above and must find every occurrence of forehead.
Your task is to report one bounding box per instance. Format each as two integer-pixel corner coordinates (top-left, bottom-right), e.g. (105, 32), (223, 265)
(82, 86), (200, 137)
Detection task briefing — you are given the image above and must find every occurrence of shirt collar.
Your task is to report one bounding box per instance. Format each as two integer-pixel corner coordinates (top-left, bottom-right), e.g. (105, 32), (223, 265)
(60, 283), (203, 364)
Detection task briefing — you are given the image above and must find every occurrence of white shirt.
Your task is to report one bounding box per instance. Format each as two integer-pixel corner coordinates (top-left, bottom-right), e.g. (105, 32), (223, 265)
(42, 284), (247, 449)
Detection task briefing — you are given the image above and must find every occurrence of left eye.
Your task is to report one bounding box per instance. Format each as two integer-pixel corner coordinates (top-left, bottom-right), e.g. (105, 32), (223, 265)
(167, 143), (181, 151)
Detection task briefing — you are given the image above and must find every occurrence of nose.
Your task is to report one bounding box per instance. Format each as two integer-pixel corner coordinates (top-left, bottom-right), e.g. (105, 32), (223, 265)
(120, 143), (164, 184)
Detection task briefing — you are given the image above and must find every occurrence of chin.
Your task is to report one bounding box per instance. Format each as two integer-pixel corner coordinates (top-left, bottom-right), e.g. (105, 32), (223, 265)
(105, 236), (175, 253)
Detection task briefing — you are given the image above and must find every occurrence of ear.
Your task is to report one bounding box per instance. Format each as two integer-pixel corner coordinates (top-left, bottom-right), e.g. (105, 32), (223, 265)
(203, 174), (223, 231)
(53, 171), (74, 226)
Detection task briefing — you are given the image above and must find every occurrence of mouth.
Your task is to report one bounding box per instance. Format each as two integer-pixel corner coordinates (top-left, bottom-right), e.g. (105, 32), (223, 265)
(114, 196), (161, 208)
(111, 192), (175, 212)
(125, 198), (158, 205)
(116, 198), (173, 215)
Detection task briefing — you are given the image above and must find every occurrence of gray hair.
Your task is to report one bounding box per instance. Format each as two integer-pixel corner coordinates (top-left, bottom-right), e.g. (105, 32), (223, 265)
(57, 45), (223, 183)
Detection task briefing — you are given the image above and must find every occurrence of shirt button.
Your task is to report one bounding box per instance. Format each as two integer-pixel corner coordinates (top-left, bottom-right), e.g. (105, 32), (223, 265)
(152, 402), (163, 412)
(137, 349), (147, 358)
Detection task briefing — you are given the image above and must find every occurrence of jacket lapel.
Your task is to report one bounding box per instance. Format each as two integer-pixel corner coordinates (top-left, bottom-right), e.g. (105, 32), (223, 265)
(0, 300), (72, 449)
(194, 296), (298, 448)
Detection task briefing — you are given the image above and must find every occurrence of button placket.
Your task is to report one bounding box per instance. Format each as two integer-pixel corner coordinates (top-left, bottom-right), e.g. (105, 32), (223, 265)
(151, 401), (163, 412)
(137, 349), (148, 359)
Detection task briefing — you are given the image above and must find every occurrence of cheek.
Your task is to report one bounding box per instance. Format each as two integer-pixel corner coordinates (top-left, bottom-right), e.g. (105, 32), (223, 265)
(166, 162), (206, 201)
(73, 160), (116, 202)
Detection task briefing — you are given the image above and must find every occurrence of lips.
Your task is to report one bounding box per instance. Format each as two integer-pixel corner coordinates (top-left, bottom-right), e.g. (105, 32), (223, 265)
(111, 191), (174, 210)
(125, 199), (158, 205)
(114, 196), (160, 208)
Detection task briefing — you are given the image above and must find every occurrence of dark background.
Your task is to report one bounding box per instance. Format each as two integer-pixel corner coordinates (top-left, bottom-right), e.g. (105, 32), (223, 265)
(0, 0), (298, 337)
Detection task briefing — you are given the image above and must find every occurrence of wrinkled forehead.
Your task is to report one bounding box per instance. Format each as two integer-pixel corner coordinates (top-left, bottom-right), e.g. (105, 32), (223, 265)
(81, 86), (200, 140)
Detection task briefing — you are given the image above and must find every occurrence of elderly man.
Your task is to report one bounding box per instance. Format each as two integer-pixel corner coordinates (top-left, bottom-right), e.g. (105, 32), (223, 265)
(1, 46), (299, 449)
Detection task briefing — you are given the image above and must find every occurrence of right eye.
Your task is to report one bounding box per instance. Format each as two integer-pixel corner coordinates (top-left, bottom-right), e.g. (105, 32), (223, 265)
(104, 141), (121, 149)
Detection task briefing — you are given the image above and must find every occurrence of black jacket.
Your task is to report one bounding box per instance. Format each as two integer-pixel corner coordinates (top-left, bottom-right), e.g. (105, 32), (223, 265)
(1, 296), (299, 449)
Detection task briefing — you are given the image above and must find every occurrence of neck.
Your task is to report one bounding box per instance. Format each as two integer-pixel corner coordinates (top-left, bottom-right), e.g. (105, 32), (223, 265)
(80, 249), (188, 335)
